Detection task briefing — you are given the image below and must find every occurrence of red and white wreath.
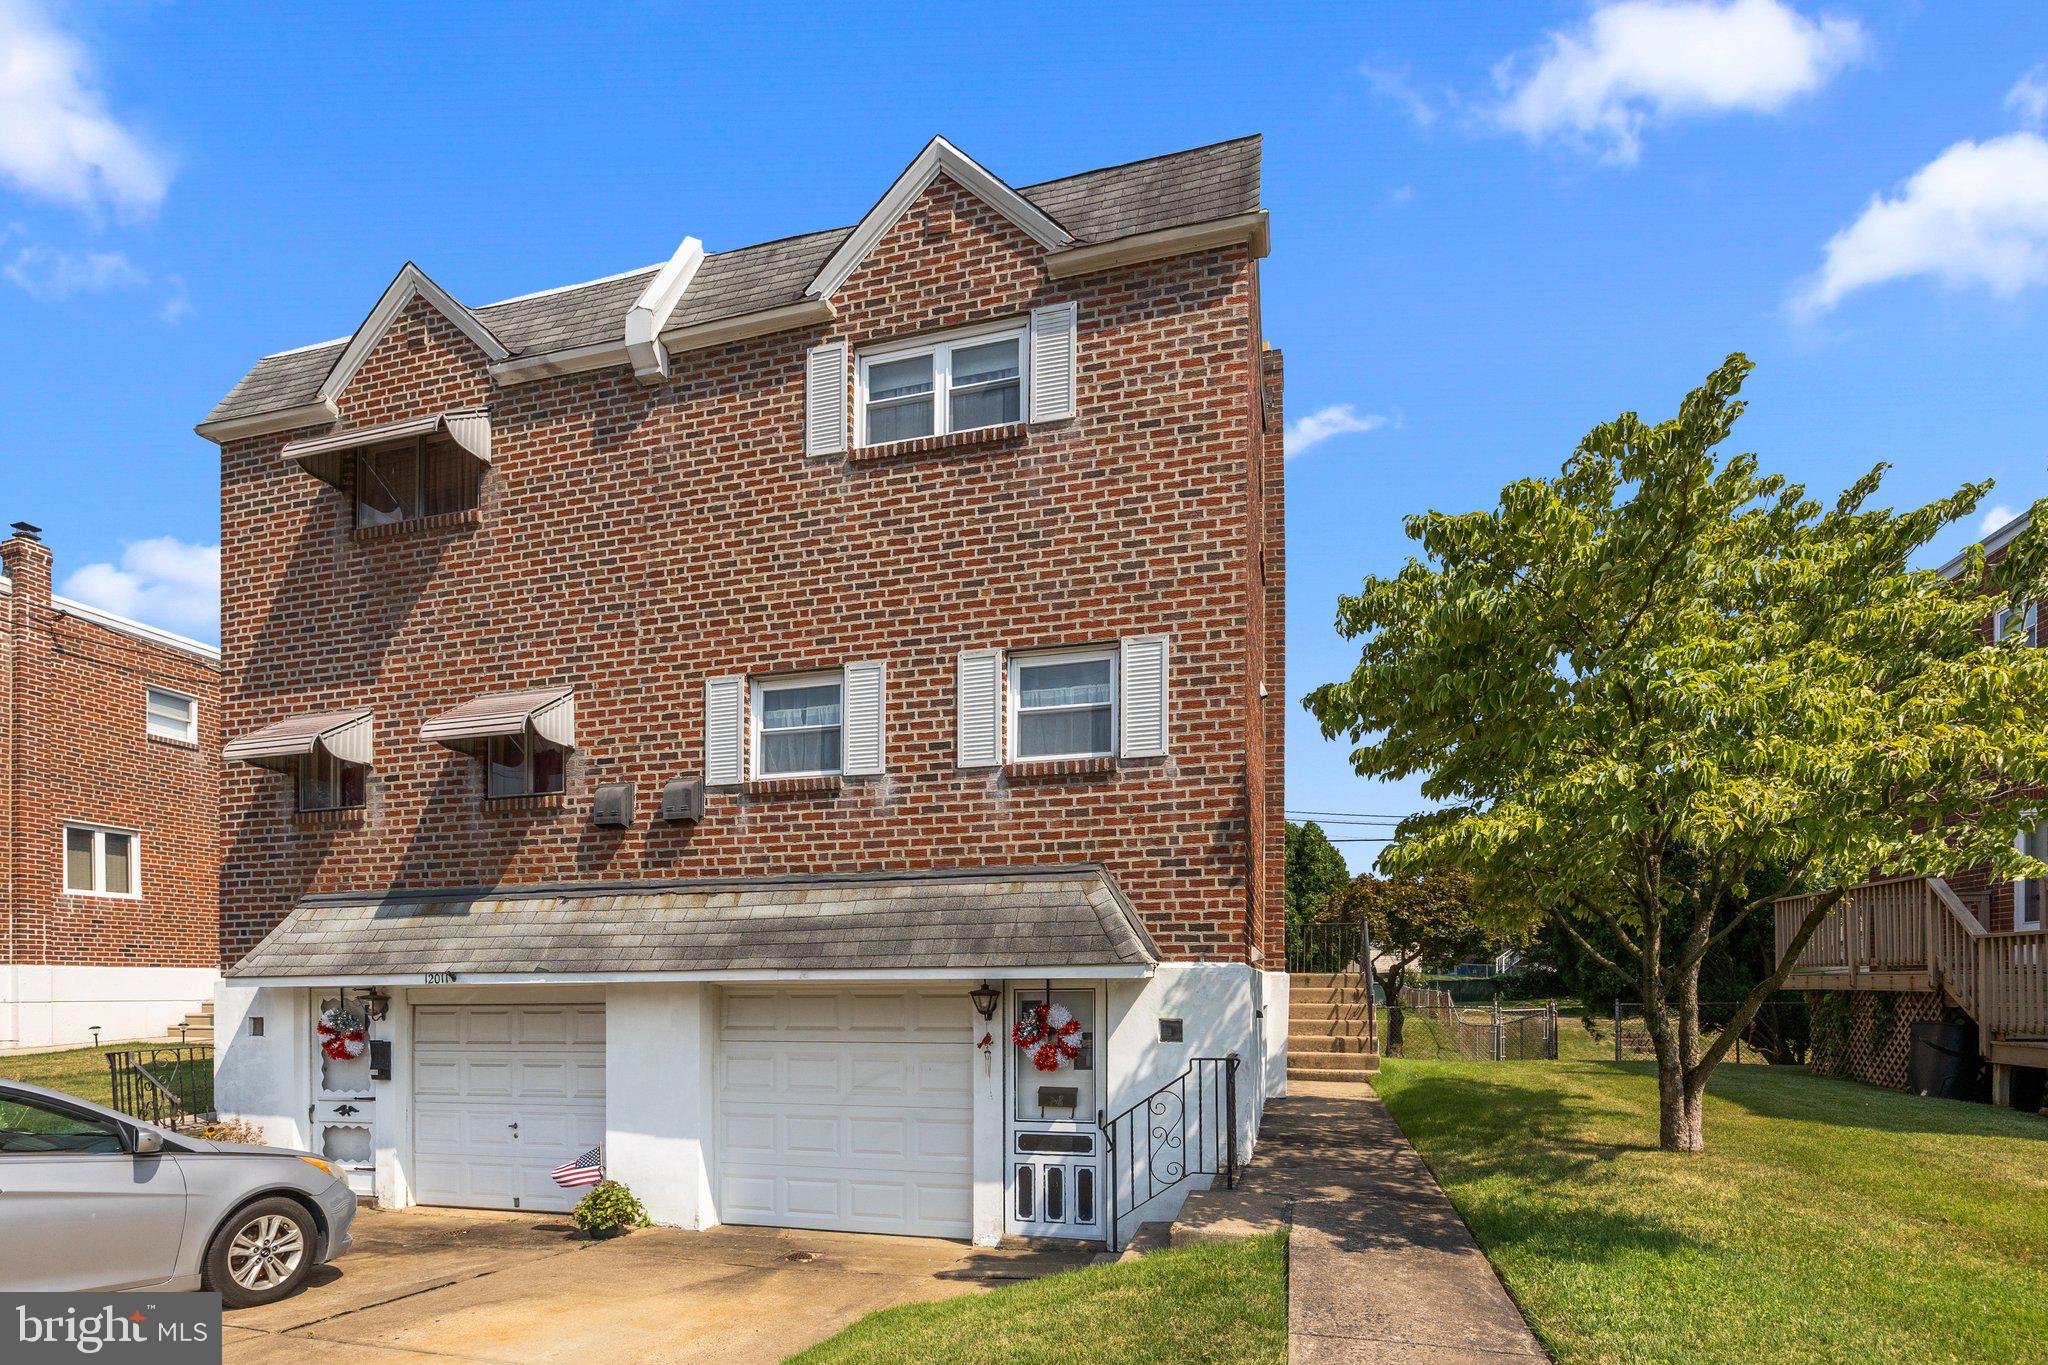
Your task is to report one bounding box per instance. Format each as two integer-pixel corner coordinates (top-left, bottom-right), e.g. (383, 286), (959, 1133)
(1012, 1001), (1082, 1073)
(317, 1004), (368, 1061)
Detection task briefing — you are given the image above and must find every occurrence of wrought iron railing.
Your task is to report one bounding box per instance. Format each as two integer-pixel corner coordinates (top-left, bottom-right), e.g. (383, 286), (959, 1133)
(1285, 918), (1369, 975)
(1101, 1054), (1237, 1249)
(105, 1045), (214, 1130)
(1284, 917), (1381, 1057)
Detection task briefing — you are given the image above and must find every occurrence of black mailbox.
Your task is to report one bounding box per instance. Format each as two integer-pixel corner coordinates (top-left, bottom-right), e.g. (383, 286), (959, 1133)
(369, 1039), (393, 1081)
(1038, 1086), (1078, 1112)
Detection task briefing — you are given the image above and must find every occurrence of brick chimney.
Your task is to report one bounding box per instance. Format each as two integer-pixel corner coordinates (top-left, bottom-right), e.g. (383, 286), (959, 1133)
(1, 522), (51, 624)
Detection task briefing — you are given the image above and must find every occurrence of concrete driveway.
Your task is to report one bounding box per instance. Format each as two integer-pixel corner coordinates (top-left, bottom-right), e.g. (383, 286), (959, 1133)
(225, 1207), (1095, 1364)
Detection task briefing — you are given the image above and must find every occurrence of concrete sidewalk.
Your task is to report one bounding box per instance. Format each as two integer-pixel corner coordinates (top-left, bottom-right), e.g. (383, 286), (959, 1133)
(1179, 1080), (1547, 1362)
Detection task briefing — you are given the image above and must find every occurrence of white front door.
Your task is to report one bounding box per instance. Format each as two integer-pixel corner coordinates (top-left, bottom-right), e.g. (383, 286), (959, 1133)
(1006, 985), (1105, 1240)
(412, 1003), (605, 1213)
(716, 986), (973, 1238)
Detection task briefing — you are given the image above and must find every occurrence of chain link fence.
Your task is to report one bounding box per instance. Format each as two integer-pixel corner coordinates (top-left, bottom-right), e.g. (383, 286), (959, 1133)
(1594, 999), (1812, 1066)
(1385, 986), (1560, 1060)
(1381, 991), (1812, 1065)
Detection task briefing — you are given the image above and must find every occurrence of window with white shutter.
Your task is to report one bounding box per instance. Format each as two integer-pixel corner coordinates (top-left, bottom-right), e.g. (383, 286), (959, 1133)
(956, 649), (1003, 768)
(1010, 648), (1117, 762)
(1119, 635), (1169, 758)
(1028, 302), (1077, 423)
(843, 660), (886, 776)
(806, 341), (848, 456)
(704, 676), (745, 785)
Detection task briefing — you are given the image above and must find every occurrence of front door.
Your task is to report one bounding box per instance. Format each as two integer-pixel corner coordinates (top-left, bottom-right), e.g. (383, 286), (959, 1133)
(1005, 985), (1104, 1240)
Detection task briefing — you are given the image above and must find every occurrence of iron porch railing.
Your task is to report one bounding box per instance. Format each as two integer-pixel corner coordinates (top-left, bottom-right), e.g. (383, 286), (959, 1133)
(105, 1044), (214, 1130)
(1101, 1053), (1238, 1249)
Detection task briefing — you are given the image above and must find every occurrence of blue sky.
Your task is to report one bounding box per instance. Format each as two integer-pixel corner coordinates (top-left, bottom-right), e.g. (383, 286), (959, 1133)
(2, 1), (2046, 867)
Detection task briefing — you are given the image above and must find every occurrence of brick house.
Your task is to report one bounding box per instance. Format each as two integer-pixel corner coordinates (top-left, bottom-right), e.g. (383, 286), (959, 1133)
(1, 524), (221, 1049)
(1775, 509), (2048, 1106)
(201, 135), (1283, 1246)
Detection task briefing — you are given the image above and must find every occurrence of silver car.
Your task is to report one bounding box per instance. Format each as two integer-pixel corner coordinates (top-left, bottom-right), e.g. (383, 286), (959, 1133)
(0, 1079), (357, 1307)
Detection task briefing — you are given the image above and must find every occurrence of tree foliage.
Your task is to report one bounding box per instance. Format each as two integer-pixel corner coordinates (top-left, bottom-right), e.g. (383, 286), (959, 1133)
(1333, 869), (1485, 1048)
(1284, 821), (1351, 929)
(1305, 354), (2048, 1149)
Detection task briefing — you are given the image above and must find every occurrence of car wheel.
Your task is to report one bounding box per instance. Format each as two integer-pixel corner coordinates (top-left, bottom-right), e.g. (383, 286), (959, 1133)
(206, 1197), (316, 1308)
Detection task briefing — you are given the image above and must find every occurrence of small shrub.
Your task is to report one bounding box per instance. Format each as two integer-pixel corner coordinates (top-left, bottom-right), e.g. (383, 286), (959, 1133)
(571, 1180), (651, 1236)
(197, 1117), (268, 1144)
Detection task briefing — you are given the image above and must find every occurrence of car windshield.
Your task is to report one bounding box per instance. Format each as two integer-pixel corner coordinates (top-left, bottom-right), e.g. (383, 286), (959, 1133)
(0, 1095), (126, 1154)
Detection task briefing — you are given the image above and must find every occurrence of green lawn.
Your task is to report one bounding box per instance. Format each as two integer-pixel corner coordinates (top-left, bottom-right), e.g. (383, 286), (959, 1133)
(0, 1044), (119, 1107)
(792, 1233), (1287, 1364)
(1375, 1059), (2048, 1364)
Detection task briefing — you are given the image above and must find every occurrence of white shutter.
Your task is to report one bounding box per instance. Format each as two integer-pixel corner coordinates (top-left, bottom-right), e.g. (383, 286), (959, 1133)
(1028, 302), (1078, 423)
(806, 341), (848, 455)
(956, 649), (1003, 768)
(705, 676), (745, 786)
(1119, 635), (1169, 758)
(843, 661), (886, 776)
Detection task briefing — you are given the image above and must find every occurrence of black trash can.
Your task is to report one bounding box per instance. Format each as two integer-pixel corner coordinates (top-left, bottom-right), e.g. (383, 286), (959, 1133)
(1908, 1020), (1979, 1099)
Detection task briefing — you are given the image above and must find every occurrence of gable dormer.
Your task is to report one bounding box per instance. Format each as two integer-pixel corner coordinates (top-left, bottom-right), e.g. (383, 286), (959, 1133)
(321, 263), (508, 422)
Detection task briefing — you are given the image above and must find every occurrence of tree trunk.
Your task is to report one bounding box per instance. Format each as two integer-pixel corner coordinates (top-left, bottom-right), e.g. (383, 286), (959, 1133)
(1640, 990), (1706, 1153)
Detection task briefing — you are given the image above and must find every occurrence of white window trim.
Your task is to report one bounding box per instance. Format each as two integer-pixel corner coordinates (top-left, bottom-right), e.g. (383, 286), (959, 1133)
(855, 320), (1029, 448)
(2018, 819), (2047, 932)
(61, 823), (141, 900)
(484, 733), (566, 799)
(1007, 647), (1118, 763)
(751, 670), (846, 779)
(144, 684), (198, 744)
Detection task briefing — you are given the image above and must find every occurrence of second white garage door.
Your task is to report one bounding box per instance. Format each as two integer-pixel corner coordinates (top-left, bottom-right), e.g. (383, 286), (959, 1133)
(412, 1003), (605, 1214)
(717, 987), (972, 1239)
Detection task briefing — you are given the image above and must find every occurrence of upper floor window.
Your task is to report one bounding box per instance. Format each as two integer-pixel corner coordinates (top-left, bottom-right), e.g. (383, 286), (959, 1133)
(298, 750), (368, 812)
(145, 686), (197, 743)
(355, 435), (480, 529)
(753, 673), (844, 777)
(63, 824), (137, 898)
(858, 327), (1024, 446)
(486, 734), (566, 798)
(1996, 602), (2038, 646)
(1008, 649), (1116, 761)
(2019, 820), (2048, 932)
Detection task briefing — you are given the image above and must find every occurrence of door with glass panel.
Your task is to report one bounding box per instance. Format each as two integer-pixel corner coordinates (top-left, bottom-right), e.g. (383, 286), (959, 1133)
(1006, 986), (1104, 1239)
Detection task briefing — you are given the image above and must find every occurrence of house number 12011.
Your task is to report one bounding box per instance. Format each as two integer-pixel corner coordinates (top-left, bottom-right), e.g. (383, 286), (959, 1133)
(424, 972), (458, 984)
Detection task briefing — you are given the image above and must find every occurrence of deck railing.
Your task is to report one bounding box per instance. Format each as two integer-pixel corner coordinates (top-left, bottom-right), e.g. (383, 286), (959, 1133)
(1774, 877), (2047, 1050)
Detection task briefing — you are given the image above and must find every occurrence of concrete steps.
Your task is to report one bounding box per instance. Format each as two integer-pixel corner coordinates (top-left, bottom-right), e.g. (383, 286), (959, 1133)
(165, 1001), (213, 1045)
(1287, 971), (1380, 1081)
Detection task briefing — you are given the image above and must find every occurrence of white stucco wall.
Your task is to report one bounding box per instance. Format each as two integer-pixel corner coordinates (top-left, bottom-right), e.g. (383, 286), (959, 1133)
(1260, 969), (1290, 1099)
(605, 983), (719, 1229)
(211, 982), (312, 1149)
(1, 965), (219, 1049)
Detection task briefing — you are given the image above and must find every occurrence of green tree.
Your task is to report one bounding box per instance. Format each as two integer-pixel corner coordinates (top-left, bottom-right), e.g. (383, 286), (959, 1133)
(1306, 354), (2048, 1150)
(1284, 820), (1351, 935)
(1334, 870), (1485, 1050)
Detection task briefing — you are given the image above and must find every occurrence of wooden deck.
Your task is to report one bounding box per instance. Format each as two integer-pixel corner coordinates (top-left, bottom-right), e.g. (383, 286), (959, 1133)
(1775, 876), (2047, 1063)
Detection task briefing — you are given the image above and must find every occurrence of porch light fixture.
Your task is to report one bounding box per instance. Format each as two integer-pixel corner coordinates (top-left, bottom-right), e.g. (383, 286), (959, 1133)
(969, 982), (1001, 1021)
(360, 987), (391, 1022)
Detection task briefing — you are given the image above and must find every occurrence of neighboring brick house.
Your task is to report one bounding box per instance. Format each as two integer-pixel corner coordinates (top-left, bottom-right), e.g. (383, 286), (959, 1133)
(1, 524), (221, 1049)
(1775, 509), (2048, 1105)
(201, 135), (1283, 1247)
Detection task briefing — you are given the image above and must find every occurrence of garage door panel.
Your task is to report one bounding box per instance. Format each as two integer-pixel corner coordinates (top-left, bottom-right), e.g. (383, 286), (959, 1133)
(412, 1003), (604, 1215)
(716, 989), (970, 1239)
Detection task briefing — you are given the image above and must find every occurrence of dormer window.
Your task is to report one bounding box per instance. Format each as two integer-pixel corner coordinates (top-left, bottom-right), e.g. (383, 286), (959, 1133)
(858, 326), (1024, 445)
(355, 434), (480, 529)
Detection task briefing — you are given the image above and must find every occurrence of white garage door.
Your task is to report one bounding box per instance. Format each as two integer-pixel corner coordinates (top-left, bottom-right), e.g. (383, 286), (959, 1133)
(413, 1003), (605, 1213)
(717, 987), (972, 1239)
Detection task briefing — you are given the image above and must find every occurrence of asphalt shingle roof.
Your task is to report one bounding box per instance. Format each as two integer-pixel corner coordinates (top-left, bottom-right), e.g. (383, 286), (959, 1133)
(205, 136), (1261, 426)
(226, 865), (1160, 980)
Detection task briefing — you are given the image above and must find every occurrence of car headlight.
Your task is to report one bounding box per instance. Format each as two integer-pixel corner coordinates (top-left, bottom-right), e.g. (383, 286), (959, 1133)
(298, 1156), (339, 1179)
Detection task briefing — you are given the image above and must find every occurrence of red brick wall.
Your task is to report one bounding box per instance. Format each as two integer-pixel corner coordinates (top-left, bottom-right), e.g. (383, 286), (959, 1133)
(2, 535), (220, 970)
(218, 174), (1276, 967)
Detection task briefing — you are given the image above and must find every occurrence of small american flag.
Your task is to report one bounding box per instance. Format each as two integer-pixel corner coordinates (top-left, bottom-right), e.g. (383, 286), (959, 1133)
(551, 1145), (604, 1188)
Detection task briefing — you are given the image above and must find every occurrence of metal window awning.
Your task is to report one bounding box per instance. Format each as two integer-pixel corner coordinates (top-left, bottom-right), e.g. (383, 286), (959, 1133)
(223, 708), (375, 774)
(420, 686), (575, 758)
(280, 410), (492, 490)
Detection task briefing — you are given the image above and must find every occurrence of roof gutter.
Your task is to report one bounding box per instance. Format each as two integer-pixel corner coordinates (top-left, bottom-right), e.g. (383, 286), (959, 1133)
(227, 964), (1156, 989)
(1045, 210), (1270, 279)
(194, 398), (339, 446)
(624, 237), (705, 383)
(661, 298), (836, 354)
(1939, 510), (2032, 579)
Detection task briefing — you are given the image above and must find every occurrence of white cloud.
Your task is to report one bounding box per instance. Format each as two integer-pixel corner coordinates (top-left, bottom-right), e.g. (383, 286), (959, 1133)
(2009, 64), (2048, 129)
(1793, 132), (2048, 314)
(0, 0), (170, 217)
(1981, 503), (2019, 536)
(1286, 404), (1387, 459)
(158, 272), (189, 323)
(3, 242), (144, 298)
(59, 537), (218, 637)
(1359, 61), (1447, 128)
(1491, 0), (1866, 164)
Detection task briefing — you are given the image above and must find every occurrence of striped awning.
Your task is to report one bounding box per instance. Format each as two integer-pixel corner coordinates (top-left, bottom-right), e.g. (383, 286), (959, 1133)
(420, 686), (575, 757)
(223, 708), (374, 774)
(280, 410), (492, 489)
